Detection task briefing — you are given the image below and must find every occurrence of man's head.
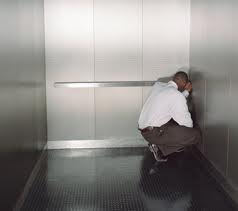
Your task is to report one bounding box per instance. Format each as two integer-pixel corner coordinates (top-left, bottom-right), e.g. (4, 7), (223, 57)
(173, 71), (189, 92)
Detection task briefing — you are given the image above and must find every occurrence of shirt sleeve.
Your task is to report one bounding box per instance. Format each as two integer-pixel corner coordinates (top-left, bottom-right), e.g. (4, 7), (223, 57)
(170, 94), (193, 128)
(182, 90), (189, 98)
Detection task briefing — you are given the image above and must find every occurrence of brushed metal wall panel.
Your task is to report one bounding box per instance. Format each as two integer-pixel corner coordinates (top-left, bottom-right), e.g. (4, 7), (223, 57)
(190, 0), (211, 156)
(33, 0), (48, 150)
(0, 0), (47, 151)
(0, 0), (46, 209)
(94, 0), (142, 81)
(143, 0), (190, 80)
(227, 0), (238, 188)
(44, 0), (94, 82)
(203, 122), (228, 176)
(193, 73), (230, 176)
(190, 0), (233, 177)
(0, 0), (19, 151)
(45, 0), (95, 140)
(190, 72), (206, 152)
(95, 88), (142, 139)
(47, 88), (95, 141)
(17, 0), (47, 151)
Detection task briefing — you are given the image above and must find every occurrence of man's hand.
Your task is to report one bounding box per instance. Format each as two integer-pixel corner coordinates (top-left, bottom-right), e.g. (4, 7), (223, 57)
(185, 81), (193, 93)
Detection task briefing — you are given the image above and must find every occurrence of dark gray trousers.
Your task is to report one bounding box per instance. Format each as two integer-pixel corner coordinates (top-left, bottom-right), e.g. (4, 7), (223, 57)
(141, 95), (201, 156)
(141, 120), (201, 156)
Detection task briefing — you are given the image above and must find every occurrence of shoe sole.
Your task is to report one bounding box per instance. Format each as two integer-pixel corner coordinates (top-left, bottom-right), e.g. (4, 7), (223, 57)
(149, 144), (168, 162)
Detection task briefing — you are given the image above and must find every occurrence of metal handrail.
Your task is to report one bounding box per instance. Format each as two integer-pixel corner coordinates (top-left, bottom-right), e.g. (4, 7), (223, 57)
(54, 81), (156, 88)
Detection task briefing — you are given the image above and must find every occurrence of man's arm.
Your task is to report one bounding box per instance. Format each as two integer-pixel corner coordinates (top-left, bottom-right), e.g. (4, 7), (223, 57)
(170, 94), (193, 128)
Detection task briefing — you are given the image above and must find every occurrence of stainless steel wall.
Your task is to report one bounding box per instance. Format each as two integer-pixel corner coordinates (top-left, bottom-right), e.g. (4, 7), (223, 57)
(190, 0), (238, 189)
(0, 0), (47, 209)
(45, 0), (190, 142)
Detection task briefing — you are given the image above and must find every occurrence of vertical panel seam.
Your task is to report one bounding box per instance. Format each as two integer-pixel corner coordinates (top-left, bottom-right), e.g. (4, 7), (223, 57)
(141, 0), (144, 81)
(141, 0), (144, 108)
(93, 0), (96, 139)
(43, 0), (48, 141)
(93, 0), (96, 81)
(188, 0), (191, 68)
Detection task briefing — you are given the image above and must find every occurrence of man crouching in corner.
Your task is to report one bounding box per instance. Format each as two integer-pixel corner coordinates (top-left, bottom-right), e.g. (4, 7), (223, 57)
(138, 71), (201, 162)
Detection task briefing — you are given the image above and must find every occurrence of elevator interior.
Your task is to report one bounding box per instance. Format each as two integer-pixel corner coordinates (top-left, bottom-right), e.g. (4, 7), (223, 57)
(1, 0), (238, 210)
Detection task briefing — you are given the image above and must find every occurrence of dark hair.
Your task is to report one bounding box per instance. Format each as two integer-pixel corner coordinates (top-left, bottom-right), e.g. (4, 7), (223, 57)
(173, 71), (189, 83)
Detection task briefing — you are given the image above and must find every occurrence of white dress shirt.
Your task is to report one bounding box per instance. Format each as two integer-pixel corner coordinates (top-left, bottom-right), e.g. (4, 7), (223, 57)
(138, 81), (193, 129)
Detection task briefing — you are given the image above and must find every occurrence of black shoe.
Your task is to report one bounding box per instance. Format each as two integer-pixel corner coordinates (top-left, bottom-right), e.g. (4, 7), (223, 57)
(148, 144), (168, 162)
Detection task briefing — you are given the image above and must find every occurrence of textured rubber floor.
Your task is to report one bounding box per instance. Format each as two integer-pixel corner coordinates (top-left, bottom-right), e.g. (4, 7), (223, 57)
(21, 148), (237, 211)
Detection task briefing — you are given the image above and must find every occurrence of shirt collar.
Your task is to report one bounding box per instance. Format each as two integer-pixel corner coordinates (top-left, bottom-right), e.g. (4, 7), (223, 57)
(168, 81), (178, 90)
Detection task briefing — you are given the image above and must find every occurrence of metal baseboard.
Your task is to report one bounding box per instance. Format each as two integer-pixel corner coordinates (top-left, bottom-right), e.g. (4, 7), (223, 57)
(47, 138), (147, 150)
(192, 147), (238, 210)
(13, 144), (47, 211)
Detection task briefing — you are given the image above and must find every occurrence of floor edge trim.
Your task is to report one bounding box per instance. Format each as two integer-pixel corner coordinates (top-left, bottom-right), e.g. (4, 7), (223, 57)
(192, 147), (238, 210)
(13, 144), (47, 211)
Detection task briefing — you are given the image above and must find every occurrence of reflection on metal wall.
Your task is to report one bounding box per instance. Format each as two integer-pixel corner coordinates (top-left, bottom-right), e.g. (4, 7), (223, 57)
(45, 0), (95, 141)
(190, 0), (238, 189)
(0, 0), (46, 209)
(45, 0), (190, 141)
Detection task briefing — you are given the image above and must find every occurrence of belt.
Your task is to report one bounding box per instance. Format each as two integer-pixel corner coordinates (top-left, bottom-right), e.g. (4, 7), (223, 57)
(138, 126), (154, 133)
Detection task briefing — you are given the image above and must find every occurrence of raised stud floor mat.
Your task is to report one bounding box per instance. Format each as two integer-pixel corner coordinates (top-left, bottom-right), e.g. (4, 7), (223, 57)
(21, 148), (237, 211)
